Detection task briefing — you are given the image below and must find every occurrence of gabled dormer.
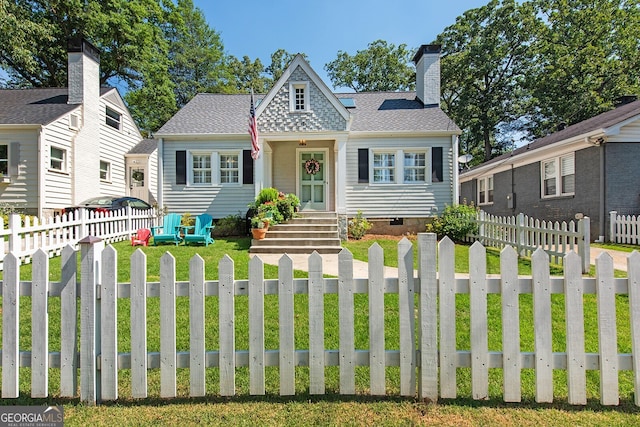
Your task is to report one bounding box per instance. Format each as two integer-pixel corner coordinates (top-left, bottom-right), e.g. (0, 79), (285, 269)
(256, 55), (351, 133)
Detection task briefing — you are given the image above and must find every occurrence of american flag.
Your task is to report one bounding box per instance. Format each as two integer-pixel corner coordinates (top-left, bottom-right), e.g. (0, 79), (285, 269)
(249, 91), (259, 160)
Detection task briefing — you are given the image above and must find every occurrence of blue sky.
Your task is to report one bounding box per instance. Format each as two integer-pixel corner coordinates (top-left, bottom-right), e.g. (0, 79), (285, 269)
(194, 0), (490, 91)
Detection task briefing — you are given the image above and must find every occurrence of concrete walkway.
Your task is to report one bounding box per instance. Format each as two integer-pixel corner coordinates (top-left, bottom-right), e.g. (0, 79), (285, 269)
(589, 247), (634, 272)
(251, 246), (635, 276)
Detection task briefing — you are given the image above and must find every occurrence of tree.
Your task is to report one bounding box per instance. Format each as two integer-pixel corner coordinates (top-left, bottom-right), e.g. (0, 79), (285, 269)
(526, 0), (640, 138)
(436, 0), (538, 162)
(227, 55), (271, 93)
(324, 40), (415, 92)
(164, 0), (232, 108)
(265, 49), (308, 82)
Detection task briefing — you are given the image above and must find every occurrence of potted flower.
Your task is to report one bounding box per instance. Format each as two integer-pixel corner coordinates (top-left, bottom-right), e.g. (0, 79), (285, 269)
(251, 215), (268, 240)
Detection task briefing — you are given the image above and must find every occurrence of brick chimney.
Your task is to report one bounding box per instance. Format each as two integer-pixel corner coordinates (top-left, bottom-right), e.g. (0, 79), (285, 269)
(413, 44), (441, 107)
(67, 37), (101, 203)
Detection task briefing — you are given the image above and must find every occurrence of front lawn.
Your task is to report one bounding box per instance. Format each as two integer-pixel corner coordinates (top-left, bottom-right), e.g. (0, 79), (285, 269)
(1, 236), (638, 426)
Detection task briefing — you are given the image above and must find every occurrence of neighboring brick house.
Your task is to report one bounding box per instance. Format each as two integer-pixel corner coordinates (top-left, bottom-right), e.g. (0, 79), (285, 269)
(0, 38), (153, 218)
(155, 45), (461, 237)
(459, 98), (640, 241)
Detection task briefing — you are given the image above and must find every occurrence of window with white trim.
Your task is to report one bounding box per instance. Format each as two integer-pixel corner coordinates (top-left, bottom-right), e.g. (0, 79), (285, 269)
(50, 146), (67, 172)
(404, 152), (426, 182)
(373, 152), (396, 183)
(220, 153), (239, 184)
(100, 161), (111, 181)
(0, 144), (7, 175)
(478, 176), (494, 205)
(105, 106), (121, 130)
(289, 82), (309, 112)
(192, 153), (212, 184)
(541, 153), (575, 197)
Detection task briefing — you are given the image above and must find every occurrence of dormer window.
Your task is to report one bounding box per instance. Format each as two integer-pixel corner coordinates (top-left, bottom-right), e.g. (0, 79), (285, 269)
(289, 82), (310, 112)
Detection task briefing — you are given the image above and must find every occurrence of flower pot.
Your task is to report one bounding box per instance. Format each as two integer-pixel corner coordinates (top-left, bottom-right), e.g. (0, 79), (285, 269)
(252, 228), (267, 240)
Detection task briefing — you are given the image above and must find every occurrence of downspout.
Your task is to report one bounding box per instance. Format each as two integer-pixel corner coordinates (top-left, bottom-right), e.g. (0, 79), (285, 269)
(157, 137), (164, 209)
(37, 126), (44, 218)
(599, 142), (606, 242)
(452, 135), (459, 205)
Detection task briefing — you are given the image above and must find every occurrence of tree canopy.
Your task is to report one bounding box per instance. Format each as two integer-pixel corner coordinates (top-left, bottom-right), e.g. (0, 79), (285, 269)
(324, 40), (415, 92)
(437, 0), (640, 163)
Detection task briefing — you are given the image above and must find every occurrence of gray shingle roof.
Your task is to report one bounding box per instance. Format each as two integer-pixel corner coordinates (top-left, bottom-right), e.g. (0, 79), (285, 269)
(128, 138), (157, 155)
(155, 91), (460, 135)
(0, 87), (112, 125)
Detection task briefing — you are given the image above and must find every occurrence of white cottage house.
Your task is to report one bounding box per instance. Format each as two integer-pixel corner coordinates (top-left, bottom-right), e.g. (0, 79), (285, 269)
(155, 45), (461, 238)
(0, 38), (155, 218)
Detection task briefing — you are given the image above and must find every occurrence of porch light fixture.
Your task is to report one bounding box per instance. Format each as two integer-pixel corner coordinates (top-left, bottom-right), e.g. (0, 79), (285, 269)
(298, 139), (307, 146)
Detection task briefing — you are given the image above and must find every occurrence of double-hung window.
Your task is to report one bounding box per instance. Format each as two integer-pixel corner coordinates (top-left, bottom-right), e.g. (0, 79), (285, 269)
(541, 153), (575, 197)
(478, 176), (494, 205)
(105, 106), (121, 130)
(192, 153), (212, 184)
(404, 152), (426, 183)
(220, 153), (239, 184)
(100, 161), (111, 181)
(50, 146), (67, 172)
(373, 152), (395, 183)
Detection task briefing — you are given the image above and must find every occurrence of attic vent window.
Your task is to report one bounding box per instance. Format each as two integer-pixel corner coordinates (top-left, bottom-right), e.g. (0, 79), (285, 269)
(289, 82), (310, 112)
(106, 106), (121, 130)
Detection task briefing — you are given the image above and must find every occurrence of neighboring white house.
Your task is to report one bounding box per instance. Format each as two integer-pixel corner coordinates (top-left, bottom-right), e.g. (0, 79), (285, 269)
(155, 45), (461, 236)
(0, 38), (154, 218)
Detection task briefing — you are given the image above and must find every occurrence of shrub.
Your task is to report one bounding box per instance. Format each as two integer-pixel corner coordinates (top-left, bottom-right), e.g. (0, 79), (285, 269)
(258, 201), (283, 224)
(213, 213), (244, 236)
(255, 187), (279, 205)
(425, 202), (478, 242)
(348, 210), (372, 240)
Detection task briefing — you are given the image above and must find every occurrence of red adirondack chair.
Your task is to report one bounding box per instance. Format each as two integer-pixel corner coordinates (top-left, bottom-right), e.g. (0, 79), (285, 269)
(131, 228), (151, 246)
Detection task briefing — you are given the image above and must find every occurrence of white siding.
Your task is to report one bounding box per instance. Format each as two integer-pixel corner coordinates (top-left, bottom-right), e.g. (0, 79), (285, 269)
(0, 129), (39, 211)
(609, 120), (640, 143)
(98, 95), (143, 198)
(345, 136), (454, 217)
(42, 116), (76, 209)
(162, 140), (255, 218)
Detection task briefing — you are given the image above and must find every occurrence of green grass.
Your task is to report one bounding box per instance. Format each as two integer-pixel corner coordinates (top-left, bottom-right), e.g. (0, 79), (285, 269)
(1, 237), (639, 426)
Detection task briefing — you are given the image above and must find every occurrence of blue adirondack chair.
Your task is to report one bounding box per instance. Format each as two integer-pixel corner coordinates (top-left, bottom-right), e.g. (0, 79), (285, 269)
(151, 213), (183, 245)
(183, 213), (215, 246)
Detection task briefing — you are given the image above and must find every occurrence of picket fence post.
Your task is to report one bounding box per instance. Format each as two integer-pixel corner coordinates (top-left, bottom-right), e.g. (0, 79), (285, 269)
(79, 236), (104, 405)
(610, 211), (618, 243)
(8, 213), (21, 255)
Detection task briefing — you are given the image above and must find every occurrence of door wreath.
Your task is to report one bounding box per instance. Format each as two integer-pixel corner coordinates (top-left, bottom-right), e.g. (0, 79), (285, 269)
(304, 159), (320, 175)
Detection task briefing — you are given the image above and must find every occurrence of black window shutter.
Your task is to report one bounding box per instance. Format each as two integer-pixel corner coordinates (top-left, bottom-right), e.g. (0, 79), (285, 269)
(9, 142), (20, 176)
(243, 150), (254, 184)
(358, 149), (369, 183)
(432, 147), (443, 182)
(176, 150), (186, 185)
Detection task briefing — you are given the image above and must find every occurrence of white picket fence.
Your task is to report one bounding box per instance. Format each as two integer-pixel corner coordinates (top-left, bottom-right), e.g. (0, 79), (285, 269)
(2, 233), (640, 406)
(610, 211), (640, 244)
(467, 211), (590, 273)
(0, 207), (158, 270)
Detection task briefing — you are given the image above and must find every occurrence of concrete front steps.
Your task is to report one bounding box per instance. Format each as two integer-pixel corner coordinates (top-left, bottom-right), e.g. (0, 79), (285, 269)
(249, 211), (342, 254)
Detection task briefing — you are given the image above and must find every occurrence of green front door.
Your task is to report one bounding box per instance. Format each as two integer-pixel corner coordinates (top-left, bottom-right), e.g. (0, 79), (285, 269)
(299, 150), (327, 210)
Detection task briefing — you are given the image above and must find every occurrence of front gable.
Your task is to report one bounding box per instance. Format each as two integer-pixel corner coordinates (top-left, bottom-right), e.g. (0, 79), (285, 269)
(256, 55), (350, 133)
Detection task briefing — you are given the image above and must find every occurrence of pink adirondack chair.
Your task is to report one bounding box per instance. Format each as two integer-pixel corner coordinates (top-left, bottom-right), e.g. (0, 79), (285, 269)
(131, 228), (151, 246)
